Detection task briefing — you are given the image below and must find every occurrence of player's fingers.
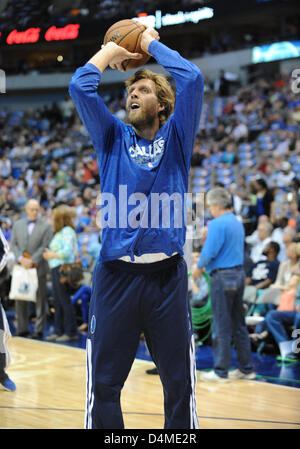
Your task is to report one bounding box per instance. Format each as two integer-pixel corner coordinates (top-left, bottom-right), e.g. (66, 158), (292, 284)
(128, 52), (143, 60)
(116, 62), (126, 72)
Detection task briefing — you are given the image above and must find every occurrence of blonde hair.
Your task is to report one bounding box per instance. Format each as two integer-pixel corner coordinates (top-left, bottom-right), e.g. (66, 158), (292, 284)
(52, 205), (75, 233)
(125, 69), (175, 127)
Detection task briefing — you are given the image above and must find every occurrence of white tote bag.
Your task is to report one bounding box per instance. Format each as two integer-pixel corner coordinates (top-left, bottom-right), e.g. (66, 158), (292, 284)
(9, 265), (38, 302)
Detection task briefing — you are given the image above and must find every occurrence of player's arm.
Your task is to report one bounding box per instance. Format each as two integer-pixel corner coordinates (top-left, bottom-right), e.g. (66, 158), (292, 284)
(69, 44), (143, 161)
(69, 61), (115, 163)
(141, 28), (204, 162)
(69, 44), (141, 162)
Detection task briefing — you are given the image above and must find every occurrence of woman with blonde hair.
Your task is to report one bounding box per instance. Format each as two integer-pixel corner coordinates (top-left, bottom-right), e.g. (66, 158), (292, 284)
(43, 205), (78, 342)
(254, 241), (300, 307)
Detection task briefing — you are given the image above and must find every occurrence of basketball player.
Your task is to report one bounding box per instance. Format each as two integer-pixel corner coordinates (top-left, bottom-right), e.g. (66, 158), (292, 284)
(69, 27), (204, 429)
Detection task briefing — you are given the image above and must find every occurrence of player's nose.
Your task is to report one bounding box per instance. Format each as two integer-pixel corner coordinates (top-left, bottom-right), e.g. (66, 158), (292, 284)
(130, 89), (138, 98)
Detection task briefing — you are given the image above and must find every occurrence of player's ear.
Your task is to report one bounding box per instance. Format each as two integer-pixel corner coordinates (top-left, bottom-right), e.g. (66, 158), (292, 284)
(158, 103), (165, 113)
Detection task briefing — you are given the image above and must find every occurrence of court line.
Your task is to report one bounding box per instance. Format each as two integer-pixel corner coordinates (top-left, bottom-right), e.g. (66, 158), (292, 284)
(0, 406), (299, 426)
(256, 374), (300, 384)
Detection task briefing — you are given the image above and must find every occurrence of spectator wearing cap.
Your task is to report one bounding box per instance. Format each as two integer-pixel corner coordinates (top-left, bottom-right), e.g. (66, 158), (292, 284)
(275, 161), (296, 189)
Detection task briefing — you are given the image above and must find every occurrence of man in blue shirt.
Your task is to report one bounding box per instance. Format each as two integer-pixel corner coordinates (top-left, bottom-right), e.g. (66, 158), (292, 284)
(193, 187), (255, 381)
(69, 27), (203, 428)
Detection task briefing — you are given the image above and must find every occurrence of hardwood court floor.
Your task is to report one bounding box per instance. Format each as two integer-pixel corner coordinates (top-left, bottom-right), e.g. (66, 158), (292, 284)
(1, 337), (300, 429)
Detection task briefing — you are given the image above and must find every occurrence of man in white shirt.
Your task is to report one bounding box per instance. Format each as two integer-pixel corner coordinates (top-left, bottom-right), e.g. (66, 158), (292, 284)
(248, 221), (273, 263)
(275, 161), (296, 188)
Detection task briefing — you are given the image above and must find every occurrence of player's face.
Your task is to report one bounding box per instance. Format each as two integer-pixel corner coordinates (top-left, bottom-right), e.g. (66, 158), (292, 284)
(126, 78), (164, 129)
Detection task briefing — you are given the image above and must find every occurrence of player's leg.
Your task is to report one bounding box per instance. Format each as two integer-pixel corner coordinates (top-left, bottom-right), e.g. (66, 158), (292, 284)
(142, 257), (199, 429)
(85, 261), (142, 429)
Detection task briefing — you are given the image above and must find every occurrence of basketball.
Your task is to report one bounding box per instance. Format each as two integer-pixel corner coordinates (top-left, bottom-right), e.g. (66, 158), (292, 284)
(103, 19), (151, 70)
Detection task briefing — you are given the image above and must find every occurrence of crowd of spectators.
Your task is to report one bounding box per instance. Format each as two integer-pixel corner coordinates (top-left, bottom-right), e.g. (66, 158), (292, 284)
(1, 1), (299, 76)
(0, 67), (300, 354)
(0, 0), (204, 31)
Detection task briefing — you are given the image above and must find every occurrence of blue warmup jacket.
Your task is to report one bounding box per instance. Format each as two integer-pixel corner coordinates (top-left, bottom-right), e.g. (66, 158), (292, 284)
(69, 40), (204, 262)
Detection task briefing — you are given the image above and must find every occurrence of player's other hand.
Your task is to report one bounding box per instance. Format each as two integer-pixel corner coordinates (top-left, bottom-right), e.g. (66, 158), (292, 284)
(100, 42), (142, 72)
(140, 27), (160, 55)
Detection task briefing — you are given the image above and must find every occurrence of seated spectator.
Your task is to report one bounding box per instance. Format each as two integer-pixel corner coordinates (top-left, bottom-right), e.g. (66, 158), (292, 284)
(250, 275), (300, 361)
(221, 142), (237, 164)
(258, 242), (300, 303)
(50, 161), (68, 197)
(246, 241), (280, 293)
(76, 207), (91, 233)
(232, 119), (248, 142)
(274, 161), (296, 189)
(245, 214), (270, 248)
(71, 285), (91, 332)
(271, 216), (289, 261)
(281, 226), (297, 261)
(0, 219), (12, 242)
(0, 154), (11, 179)
(248, 221), (273, 263)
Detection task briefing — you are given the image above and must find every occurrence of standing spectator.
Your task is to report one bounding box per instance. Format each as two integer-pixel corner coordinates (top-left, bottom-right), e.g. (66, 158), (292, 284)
(254, 178), (274, 219)
(0, 227), (16, 391)
(10, 199), (53, 339)
(193, 187), (255, 382)
(43, 205), (78, 342)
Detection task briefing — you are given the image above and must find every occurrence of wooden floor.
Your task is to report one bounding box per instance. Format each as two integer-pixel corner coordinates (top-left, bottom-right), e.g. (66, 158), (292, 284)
(1, 337), (300, 429)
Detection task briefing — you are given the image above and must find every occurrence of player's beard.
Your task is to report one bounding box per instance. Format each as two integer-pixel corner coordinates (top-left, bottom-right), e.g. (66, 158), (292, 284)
(126, 106), (157, 131)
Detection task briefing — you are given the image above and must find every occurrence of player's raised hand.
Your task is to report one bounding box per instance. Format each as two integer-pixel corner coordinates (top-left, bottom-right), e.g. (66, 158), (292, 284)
(104, 42), (143, 72)
(89, 42), (142, 73)
(140, 27), (160, 55)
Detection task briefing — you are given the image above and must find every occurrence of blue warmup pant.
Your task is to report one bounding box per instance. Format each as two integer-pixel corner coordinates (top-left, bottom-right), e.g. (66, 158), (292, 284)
(85, 254), (199, 429)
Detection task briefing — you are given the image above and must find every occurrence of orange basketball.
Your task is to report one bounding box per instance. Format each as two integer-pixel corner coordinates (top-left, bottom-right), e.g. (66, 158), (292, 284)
(103, 19), (151, 70)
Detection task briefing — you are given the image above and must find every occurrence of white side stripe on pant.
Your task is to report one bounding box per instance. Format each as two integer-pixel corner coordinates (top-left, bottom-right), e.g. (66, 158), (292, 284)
(85, 338), (94, 429)
(189, 336), (199, 429)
